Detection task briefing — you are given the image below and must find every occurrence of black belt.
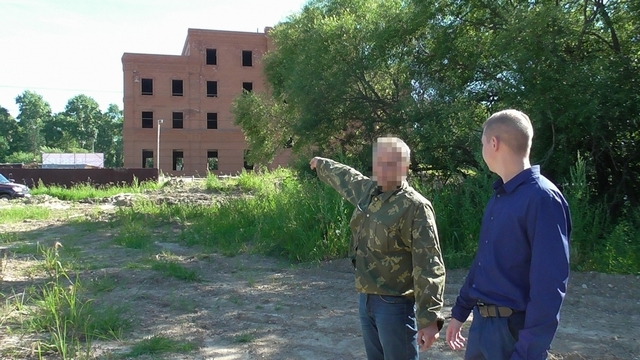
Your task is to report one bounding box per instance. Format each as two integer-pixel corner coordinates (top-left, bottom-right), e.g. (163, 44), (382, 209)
(476, 302), (515, 318)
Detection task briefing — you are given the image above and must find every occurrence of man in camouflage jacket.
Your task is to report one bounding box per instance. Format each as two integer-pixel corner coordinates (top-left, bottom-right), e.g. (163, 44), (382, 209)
(310, 137), (446, 360)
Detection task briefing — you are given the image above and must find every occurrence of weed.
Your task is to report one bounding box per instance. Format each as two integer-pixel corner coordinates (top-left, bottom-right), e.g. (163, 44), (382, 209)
(150, 260), (201, 282)
(0, 206), (52, 223)
(233, 332), (255, 343)
(114, 222), (152, 249)
(0, 232), (25, 244)
(11, 243), (39, 255)
(31, 179), (161, 201)
(124, 335), (196, 357)
(87, 275), (118, 293)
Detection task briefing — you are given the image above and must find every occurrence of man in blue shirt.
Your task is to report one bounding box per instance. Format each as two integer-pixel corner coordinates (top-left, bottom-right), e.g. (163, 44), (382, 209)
(445, 109), (572, 359)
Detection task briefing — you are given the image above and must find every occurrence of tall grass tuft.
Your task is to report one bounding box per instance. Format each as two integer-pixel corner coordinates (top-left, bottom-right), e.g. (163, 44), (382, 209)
(19, 244), (131, 359)
(124, 335), (196, 357)
(118, 169), (351, 262)
(0, 206), (52, 223)
(563, 154), (640, 273)
(564, 153), (609, 271)
(31, 178), (161, 201)
(185, 171), (351, 262)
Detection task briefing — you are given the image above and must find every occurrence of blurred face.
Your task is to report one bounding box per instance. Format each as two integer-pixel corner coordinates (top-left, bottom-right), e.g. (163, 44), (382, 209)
(373, 146), (406, 191)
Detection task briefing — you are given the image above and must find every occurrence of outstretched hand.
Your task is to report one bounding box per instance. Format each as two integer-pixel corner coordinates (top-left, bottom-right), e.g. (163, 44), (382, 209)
(445, 318), (466, 351)
(309, 157), (320, 170)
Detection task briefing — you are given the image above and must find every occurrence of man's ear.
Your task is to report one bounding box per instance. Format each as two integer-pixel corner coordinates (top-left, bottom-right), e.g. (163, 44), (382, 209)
(491, 136), (499, 151)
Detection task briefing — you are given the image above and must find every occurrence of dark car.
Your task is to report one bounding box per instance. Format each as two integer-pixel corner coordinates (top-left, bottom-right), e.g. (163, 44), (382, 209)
(0, 173), (30, 200)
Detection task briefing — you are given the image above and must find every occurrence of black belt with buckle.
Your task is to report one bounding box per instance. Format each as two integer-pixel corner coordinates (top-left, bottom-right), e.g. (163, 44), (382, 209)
(476, 302), (514, 318)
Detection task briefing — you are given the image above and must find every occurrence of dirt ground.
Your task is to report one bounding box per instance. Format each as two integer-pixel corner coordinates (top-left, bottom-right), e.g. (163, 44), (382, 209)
(1, 182), (639, 359)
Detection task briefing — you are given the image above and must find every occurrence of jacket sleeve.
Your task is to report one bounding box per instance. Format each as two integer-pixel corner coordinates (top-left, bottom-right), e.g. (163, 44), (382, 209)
(314, 157), (372, 207)
(511, 192), (571, 360)
(411, 202), (446, 329)
(451, 256), (480, 323)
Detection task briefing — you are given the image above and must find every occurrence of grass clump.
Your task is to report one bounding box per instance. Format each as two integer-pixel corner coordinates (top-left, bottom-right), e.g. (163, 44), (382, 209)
(233, 332), (255, 343)
(31, 177), (161, 201)
(124, 335), (197, 357)
(0, 232), (26, 244)
(150, 259), (201, 282)
(114, 221), (153, 249)
(0, 206), (53, 223)
(13, 243), (131, 359)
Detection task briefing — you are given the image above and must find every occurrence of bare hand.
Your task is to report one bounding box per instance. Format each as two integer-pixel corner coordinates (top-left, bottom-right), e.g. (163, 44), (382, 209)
(309, 157), (320, 170)
(445, 318), (466, 351)
(417, 322), (440, 352)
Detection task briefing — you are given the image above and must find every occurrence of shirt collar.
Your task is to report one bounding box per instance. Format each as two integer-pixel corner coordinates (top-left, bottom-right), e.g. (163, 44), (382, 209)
(493, 165), (540, 194)
(375, 180), (408, 202)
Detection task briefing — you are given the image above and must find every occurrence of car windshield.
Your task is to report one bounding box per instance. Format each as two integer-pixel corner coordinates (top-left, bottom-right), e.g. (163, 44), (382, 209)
(0, 174), (9, 183)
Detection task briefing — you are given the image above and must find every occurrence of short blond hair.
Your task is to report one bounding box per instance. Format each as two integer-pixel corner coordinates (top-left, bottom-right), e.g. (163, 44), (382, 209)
(375, 137), (411, 166)
(483, 109), (534, 156)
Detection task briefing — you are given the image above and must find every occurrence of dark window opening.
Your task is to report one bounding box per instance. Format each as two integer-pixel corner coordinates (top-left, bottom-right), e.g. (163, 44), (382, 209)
(172, 79), (183, 96)
(142, 111), (153, 128)
(207, 113), (218, 129)
(242, 82), (253, 93)
(206, 48), (217, 65)
(141, 78), (153, 95)
(243, 149), (253, 171)
(142, 149), (154, 168)
(207, 81), (218, 97)
(242, 50), (252, 66)
(172, 112), (183, 129)
(207, 150), (219, 171)
(172, 150), (184, 171)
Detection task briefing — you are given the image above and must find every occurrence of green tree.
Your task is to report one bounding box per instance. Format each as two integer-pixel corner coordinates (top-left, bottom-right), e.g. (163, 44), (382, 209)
(97, 104), (124, 167)
(63, 95), (102, 151)
(43, 113), (80, 151)
(251, 0), (638, 213)
(15, 90), (52, 156)
(0, 106), (19, 162)
(264, 0), (418, 165)
(406, 0), (640, 212)
(232, 92), (295, 165)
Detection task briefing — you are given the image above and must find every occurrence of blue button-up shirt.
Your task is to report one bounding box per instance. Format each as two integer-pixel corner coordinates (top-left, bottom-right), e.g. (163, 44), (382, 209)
(451, 166), (571, 360)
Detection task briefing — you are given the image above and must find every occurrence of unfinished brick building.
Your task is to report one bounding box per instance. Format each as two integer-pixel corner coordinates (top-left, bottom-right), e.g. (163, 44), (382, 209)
(122, 28), (289, 176)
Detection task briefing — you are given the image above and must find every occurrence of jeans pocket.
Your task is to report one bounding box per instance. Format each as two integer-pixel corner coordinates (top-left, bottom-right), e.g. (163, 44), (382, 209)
(378, 294), (413, 305)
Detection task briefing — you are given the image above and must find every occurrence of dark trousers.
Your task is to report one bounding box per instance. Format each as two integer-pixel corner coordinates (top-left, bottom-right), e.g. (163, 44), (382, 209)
(358, 293), (418, 360)
(465, 307), (526, 360)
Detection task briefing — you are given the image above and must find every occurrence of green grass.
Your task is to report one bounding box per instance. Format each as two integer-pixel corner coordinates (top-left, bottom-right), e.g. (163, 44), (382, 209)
(232, 332), (255, 343)
(113, 221), (153, 249)
(0, 206), (53, 223)
(87, 275), (118, 293)
(10, 243), (39, 255)
(150, 260), (201, 282)
(205, 167), (291, 194)
(124, 335), (197, 357)
(0, 232), (26, 244)
(31, 177), (162, 201)
(7, 244), (131, 359)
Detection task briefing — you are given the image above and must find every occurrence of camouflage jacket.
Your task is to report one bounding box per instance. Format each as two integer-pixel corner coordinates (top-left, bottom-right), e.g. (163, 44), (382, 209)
(315, 158), (445, 329)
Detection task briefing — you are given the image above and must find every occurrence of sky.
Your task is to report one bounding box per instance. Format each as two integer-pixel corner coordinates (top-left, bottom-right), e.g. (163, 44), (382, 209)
(0, 0), (308, 118)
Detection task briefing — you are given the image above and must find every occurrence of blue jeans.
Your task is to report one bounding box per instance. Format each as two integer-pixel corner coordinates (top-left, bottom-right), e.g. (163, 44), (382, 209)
(465, 307), (527, 360)
(358, 293), (418, 360)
